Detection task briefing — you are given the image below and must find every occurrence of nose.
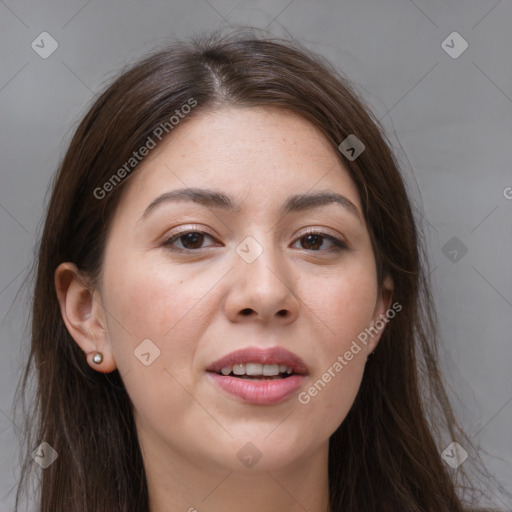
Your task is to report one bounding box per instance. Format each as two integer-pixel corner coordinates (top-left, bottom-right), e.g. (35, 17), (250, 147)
(224, 237), (300, 325)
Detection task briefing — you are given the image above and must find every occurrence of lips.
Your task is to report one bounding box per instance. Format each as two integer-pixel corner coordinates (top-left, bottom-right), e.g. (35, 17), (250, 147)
(206, 346), (308, 376)
(206, 346), (308, 405)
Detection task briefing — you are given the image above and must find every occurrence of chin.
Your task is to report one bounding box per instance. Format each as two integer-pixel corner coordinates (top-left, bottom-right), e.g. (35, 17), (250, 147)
(206, 433), (312, 472)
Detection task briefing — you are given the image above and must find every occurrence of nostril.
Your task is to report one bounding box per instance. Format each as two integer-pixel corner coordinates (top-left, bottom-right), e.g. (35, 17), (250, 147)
(241, 308), (253, 316)
(277, 310), (288, 317)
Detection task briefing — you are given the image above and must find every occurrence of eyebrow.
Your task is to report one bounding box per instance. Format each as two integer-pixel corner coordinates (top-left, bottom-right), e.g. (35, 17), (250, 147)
(138, 187), (362, 223)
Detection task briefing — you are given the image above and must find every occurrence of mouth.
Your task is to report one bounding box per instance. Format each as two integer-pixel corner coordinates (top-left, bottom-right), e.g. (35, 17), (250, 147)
(205, 346), (308, 405)
(212, 362), (297, 380)
(206, 346), (308, 377)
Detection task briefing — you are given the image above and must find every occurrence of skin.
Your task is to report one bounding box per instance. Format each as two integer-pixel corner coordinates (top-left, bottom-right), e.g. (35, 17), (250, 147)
(55, 106), (393, 512)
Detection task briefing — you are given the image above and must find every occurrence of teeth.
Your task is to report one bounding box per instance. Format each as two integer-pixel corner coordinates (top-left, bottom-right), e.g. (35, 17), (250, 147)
(219, 363), (294, 376)
(262, 364), (280, 376)
(232, 364), (244, 376)
(246, 363), (262, 376)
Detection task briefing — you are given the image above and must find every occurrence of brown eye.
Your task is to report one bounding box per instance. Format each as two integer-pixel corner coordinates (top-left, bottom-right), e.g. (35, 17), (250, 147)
(162, 229), (346, 254)
(163, 231), (216, 252)
(294, 232), (346, 252)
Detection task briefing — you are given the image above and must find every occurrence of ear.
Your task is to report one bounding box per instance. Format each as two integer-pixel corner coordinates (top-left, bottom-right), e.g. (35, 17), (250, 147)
(54, 262), (117, 373)
(366, 275), (395, 355)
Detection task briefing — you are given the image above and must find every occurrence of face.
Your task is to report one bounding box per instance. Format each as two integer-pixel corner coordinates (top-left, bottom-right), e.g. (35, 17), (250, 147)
(64, 106), (393, 476)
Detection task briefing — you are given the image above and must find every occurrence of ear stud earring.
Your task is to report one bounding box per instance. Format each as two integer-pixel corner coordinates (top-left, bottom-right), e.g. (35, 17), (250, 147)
(92, 352), (103, 364)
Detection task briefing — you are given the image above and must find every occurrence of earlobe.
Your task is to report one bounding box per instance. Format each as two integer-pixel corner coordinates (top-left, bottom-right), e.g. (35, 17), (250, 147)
(86, 349), (116, 373)
(54, 262), (117, 373)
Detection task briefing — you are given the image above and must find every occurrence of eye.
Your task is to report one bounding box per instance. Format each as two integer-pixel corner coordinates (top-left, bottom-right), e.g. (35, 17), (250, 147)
(162, 229), (218, 252)
(162, 228), (347, 254)
(292, 230), (347, 252)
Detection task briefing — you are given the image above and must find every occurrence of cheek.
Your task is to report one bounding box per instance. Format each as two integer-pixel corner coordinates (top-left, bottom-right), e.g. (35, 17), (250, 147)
(101, 250), (232, 377)
(306, 260), (377, 352)
(299, 339), (367, 438)
(104, 258), (213, 345)
(101, 263), (212, 441)
(296, 261), (376, 429)
(101, 256), (216, 392)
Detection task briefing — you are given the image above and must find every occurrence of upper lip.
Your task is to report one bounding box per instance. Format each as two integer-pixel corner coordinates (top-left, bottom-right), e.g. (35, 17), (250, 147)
(206, 346), (308, 375)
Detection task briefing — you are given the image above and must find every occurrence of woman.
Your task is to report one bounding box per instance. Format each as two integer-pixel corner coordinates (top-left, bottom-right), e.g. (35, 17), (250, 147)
(14, 30), (501, 511)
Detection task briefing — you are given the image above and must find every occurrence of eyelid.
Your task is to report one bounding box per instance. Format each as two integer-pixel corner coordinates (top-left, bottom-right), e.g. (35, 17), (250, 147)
(295, 226), (344, 239)
(162, 225), (348, 254)
(161, 225), (219, 253)
(295, 226), (348, 246)
(164, 226), (346, 243)
(165, 224), (217, 239)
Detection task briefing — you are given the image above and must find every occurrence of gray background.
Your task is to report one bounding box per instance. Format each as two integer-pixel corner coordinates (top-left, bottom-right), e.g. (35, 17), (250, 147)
(1, 0), (511, 510)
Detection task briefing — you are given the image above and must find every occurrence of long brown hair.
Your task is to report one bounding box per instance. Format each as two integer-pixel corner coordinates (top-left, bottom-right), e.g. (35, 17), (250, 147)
(13, 28), (499, 511)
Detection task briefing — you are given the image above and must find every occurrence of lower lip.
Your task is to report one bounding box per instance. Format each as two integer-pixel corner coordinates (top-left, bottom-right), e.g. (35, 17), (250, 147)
(207, 372), (306, 405)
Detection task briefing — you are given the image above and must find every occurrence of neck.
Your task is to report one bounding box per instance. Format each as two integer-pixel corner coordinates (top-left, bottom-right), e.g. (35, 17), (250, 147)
(140, 430), (331, 512)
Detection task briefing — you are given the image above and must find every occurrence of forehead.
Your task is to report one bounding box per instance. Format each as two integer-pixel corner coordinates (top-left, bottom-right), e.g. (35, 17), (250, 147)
(114, 106), (363, 220)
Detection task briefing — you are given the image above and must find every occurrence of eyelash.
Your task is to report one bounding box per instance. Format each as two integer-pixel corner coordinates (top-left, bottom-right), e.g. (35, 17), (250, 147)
(162, 228), (347, 254)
